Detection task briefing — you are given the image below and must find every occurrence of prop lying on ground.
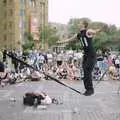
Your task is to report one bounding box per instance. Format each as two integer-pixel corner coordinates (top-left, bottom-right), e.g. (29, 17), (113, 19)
(23, 92), (52, 106)
(94, 68), (109, 88)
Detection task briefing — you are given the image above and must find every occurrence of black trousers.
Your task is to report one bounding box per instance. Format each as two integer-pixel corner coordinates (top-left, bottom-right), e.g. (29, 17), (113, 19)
(0, 62), (4, 72)
(82, 54), (96, 91)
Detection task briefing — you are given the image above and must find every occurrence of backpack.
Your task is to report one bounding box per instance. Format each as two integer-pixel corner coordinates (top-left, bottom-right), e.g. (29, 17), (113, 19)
(0, 62), (4, 72)
(23, 92), (45, 106)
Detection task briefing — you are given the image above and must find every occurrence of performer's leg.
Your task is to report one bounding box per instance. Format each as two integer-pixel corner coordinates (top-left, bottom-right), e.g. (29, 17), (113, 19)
(83, 63), (94, 91)
(82, 55), (88, 90)
(83, 56), (96, 96)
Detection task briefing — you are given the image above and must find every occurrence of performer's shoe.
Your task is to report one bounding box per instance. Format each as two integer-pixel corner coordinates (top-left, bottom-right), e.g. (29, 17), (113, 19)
(83, 90), (94, 96)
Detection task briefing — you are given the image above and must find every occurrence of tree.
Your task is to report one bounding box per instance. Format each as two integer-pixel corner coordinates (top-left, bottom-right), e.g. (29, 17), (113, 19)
(39, 24), (59, 48)
(22, 32), (35, 51)
(65, 40), (81, 50)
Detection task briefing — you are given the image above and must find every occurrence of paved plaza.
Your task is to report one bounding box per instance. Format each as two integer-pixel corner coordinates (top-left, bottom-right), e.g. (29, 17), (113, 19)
(0, 80), (120, 120)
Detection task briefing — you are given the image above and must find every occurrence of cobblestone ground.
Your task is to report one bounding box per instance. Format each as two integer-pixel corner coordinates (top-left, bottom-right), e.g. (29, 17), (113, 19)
(0, 80), (120, 120)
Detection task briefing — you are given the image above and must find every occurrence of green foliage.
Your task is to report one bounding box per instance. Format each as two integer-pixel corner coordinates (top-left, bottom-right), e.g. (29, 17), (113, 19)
(39, 25), (59, 48)
(65, 41), (81, 50)
(22, 32), (35, 51)
(23, 50), (29, 56)
(22, 25), (59, 51)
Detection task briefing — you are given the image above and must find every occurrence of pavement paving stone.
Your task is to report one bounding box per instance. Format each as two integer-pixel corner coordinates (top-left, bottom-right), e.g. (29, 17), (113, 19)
(0, 80), (120, 120)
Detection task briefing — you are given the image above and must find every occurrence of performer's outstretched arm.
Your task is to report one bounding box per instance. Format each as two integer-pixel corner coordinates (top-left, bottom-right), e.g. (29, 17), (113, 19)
(57, 34), (77, 44)
(86, 25), (107, 38)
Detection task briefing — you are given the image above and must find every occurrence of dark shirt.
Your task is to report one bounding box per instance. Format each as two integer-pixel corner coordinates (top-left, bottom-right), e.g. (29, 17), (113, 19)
(0, 61), (4, 72)
(3, 50), (7, 61)
(77, 29), (96, 56)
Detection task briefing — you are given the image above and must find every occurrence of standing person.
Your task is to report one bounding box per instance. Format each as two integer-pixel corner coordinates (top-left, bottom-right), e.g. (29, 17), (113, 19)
(0, 50), (3, 62)
(47, 52), (53, 69)
(114, 57), (120, 75)
(58, 21), (105, 96)
(38, 53), (45, 71)
(11, 50), (18, 73)
(2, 49), (7, 63)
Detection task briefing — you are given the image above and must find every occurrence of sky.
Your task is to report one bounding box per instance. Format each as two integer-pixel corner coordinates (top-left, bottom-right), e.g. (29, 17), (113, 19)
(49, 0), (120, 27)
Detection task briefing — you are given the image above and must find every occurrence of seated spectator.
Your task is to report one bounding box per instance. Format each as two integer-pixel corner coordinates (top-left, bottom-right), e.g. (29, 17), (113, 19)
(0, 61), (5, 72)
(109, 65), (119, 80)
(0, 62), (8, 86)
(93, 67), (101, 80)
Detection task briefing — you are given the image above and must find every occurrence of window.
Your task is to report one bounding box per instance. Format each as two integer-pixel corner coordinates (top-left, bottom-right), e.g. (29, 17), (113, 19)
(20, 0), (24, 4)
(9, 21), (12, 28)
(4, 24), (7, 30)
(9, 33), (13, 41)
(19, 9), (24, 16)
(3, 0), (7, 5)
(19, 0), (25, 8)
(4, 35), (7, 41)
(30, 0), (36, 7)
(10, 9), (13, 16)
(9, 0), (13, 3)
(4, 11), (7, 18)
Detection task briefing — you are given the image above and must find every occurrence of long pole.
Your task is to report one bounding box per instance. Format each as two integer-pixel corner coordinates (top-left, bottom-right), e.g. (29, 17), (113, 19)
(6, 52), (82, 94)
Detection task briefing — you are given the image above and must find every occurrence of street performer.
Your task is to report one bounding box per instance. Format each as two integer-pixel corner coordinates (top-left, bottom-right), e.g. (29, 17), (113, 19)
(58, 21), (106, 96)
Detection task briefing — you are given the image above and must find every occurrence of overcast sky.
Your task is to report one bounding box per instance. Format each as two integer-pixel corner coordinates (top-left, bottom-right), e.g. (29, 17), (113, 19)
(49, 0), (120, 27)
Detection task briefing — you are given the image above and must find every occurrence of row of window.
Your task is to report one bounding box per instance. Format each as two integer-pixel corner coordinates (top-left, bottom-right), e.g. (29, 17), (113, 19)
(29, 0), (47, 7)
(4, 21), (13, 30)
(3, 1), (47, 17)
(3, 0), (13, 5)
(3, 0), (26, 4)
(4, 9), (13, 18)
(3, 0), (47, 8)
(3, 0), (26, 8)
(19, 9), (25, 16)
(3, 9), (25, 18)
(3, 34), (14, 41)
(19, 0), (25, 4)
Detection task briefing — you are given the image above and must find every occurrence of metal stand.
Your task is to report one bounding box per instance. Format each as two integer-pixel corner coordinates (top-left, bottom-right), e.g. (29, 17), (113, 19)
(94, 68), (109, 88)
(117, 68), (120, 94)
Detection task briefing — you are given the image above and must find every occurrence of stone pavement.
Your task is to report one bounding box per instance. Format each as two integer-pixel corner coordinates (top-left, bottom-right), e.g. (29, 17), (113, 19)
(0, 80), (120, 120)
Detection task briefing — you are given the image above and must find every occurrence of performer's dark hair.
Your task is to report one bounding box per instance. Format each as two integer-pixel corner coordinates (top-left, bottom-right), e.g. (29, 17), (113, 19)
(83, 21), (88, 28)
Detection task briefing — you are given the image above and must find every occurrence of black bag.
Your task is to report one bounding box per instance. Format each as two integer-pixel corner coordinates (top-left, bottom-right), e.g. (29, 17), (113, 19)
(0, 62), (4, 72)
(23, 92), (44, 106)
(9, 78), (17, 84)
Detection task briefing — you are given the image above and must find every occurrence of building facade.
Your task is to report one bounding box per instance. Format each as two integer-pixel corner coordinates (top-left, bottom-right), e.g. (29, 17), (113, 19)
(29, 0), (48, 49)
(0, 0), (26, 50)
(0, 0), (48, 50)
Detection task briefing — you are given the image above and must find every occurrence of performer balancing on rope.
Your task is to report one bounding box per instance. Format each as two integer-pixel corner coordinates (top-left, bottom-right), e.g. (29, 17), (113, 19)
(58, 21), (106, 96)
